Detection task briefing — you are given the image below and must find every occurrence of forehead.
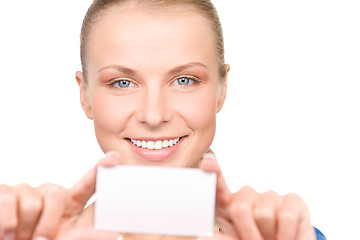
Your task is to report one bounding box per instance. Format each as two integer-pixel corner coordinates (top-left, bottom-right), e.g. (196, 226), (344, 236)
(86, 4), (218, 74)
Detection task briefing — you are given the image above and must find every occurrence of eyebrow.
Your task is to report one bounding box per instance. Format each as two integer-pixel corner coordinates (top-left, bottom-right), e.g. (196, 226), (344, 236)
(98, 65), (138, 75)
(98, 62), (208, 76)
(166, 62), (208, 75)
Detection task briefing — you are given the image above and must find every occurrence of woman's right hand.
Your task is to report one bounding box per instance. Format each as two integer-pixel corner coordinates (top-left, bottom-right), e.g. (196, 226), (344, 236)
(0, 151), (121, 240)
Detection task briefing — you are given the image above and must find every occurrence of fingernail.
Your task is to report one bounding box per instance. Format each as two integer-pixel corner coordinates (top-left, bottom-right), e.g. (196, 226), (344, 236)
(106, 151), (120, 159)
(202, 152), (216, 160)
(4, 232), (15, 240)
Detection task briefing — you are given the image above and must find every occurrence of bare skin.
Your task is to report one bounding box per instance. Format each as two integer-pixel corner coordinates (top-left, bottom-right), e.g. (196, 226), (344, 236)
(0, 152), (315, 240)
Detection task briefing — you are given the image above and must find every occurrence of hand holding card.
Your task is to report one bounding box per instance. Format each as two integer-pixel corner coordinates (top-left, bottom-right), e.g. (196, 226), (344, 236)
(94, 166), (217, 237)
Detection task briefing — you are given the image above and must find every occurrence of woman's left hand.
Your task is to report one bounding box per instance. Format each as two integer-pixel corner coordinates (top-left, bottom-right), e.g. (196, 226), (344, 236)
(198, 153), (317, 240)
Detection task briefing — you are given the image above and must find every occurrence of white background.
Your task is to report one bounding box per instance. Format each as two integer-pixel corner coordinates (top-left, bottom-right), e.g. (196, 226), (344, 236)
(0, 1), (359, 239)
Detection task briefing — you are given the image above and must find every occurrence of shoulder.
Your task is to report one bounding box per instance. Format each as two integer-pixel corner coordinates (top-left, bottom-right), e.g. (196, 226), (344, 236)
(314, 227), (326, 240)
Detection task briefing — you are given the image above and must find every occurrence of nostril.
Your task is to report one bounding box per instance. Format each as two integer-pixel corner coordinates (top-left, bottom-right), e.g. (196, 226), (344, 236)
(136, 90), (173, 126)
(137, 106), (172, 127)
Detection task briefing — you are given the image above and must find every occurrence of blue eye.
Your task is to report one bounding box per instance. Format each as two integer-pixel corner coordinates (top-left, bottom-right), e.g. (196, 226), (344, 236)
(177, 77), (192, 85)
(112, 79), (135, 88)
(173, 75), (199, 86)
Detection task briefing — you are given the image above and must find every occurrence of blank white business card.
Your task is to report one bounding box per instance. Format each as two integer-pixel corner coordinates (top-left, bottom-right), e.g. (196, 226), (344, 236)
(94, 165), (216, 237)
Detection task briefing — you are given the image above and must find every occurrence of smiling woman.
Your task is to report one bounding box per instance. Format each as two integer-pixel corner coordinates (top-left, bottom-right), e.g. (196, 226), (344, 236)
(6, 0), (360, 239)
(76, 2), (227, 169)
(0, 0), (322, 239)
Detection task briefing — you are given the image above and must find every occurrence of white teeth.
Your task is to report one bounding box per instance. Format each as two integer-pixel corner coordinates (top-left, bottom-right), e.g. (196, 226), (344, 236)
(162, 140), (169, 148)
(147, 141), (155, 150)
(155, 140), (162, 150)
(130, 138), (181, 150)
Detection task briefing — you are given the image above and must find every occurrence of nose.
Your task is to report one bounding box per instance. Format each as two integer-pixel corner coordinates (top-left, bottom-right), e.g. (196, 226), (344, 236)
(136, 87), (172, 127)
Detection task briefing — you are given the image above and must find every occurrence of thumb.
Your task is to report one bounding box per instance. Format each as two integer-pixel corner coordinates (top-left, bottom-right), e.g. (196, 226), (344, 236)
(68, 151), (121, 209)
(57, 227), (122, 240)
(199, 153), (232, 208)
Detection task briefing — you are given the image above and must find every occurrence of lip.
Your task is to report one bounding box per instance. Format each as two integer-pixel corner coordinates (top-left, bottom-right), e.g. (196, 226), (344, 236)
(127, 137), (185, 162)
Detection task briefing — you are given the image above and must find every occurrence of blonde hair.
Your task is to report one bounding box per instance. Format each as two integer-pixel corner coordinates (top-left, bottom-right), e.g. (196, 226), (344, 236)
(80, 0), (226, 83)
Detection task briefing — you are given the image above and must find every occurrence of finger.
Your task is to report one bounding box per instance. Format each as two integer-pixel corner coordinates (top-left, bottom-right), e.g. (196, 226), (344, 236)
(229, 186), (263, 240)
(68, 151), (121, 210)
(276, 193), (310, 240)
(98, 151), (122, 167)
(33, 184), (68, 240)
(0, 185), (17, 239)
(57, 227), (121, 240)
(253, 190), (281, 240)
(296, 218), (317, 240)
(197, 232), (237, 240)
(199, 153), (232, 208)
(14, 183), (43, 240)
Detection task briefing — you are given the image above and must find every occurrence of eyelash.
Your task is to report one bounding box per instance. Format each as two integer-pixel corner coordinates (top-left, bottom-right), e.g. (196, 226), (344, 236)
(171, 75), (201, 86)
(107, 78), (137, 89)
(106, 74), (200, 89)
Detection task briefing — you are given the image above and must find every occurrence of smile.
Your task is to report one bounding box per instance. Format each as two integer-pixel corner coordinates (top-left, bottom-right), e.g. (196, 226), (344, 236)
(129, 137), (181, 150)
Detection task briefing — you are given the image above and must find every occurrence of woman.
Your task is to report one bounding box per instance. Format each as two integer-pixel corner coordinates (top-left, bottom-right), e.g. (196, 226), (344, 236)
(0, 0), (325, 239)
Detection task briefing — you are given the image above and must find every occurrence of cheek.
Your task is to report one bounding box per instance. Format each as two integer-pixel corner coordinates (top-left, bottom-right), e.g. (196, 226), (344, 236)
(170, 88), (218, 164)
(91, 91), (133, 140)
(171, 88), (218, 134)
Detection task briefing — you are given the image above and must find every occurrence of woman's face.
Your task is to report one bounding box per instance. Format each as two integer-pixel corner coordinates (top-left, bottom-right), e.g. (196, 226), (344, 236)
(77, 5), (228, 167)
